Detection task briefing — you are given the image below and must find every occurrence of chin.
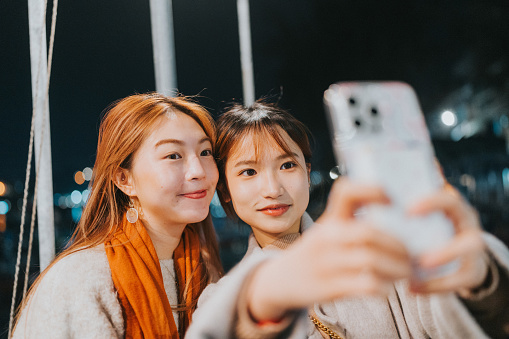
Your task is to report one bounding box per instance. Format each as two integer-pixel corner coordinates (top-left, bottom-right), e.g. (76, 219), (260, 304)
(269, 220), (298, 233)
(185, 211), (210, 224)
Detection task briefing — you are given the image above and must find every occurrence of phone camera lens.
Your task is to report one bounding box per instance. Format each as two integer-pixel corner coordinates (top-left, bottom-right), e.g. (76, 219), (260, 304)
(349, 97), (356, 105)
(371, 107), (378, 116)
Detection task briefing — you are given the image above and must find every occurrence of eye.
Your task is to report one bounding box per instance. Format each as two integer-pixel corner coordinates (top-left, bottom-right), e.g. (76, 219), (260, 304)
(281, 161), (297, 170)
(167, 153), (182, 160)
(200, 149), (213, 156)
(239, 169), (257, 177)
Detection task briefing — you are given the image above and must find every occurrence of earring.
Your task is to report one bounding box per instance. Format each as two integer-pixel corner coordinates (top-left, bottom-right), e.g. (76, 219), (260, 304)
(126, 199), (138, 223)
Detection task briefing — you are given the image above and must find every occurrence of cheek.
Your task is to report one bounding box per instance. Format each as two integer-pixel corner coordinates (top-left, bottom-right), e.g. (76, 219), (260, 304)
(288, 175), (310, 206)
(152, 169), (181, 194)
(207, 162), (219, 185)
(228, 178), (254, 207)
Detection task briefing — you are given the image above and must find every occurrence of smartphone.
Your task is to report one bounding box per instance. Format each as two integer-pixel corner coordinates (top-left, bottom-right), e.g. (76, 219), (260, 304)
(323, 81), (457, 280)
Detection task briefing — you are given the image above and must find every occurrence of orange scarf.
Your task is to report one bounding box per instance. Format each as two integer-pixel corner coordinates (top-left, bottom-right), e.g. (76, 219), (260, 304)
(105, 216), (206, 338)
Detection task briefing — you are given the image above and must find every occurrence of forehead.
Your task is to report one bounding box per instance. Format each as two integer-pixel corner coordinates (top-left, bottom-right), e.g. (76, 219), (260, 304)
(146, 111), (206, 143)
(228, 127), (302, 162)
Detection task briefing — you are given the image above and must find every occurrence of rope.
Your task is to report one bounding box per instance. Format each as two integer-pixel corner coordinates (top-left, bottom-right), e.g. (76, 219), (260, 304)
(8, 0), (59, 336)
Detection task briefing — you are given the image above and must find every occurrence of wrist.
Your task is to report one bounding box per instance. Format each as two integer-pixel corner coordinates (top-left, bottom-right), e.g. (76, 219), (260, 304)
(246, 259), (292, 322)
(458, 252), (491, 299)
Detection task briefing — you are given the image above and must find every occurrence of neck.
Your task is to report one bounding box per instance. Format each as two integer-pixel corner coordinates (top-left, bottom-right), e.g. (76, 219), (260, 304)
(140, 216), (187, 260)
(252, 217), (301, 248)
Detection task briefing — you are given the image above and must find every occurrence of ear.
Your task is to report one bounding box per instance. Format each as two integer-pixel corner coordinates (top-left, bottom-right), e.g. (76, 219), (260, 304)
(113, 167), (137, 197)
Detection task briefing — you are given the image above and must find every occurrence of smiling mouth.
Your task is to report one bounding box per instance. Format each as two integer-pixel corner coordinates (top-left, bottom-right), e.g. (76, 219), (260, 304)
(181, 190), (207, 199)
(258, 204), (290, 216)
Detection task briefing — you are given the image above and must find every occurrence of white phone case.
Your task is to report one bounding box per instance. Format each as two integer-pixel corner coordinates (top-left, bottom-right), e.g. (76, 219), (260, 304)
(324, 81), (457, 280)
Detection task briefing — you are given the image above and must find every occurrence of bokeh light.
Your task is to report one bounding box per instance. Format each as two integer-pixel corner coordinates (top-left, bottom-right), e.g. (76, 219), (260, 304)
(329, 166), (340, 180)
(71, 190), (82, 205)
(210, 192), (226, 218)
(0, 200), (11, 214)
(71, 207), (82, 222)
(441, 110), (457, 127)
(310, 171), (323, 186)
(82, 189), (90, 205)
(74, 171), (85, 185)
(58, 195), (67, 209)
(0, 182), (6, 196)
(83, 167), (93, 181)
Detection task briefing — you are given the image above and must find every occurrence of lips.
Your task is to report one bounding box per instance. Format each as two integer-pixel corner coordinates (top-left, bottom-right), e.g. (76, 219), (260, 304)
(181, 190), (207, 199)
(258, 204), (290, 216)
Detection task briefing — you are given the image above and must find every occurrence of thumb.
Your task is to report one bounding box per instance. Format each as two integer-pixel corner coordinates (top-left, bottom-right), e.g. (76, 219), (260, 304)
(322, 178), (390, 221)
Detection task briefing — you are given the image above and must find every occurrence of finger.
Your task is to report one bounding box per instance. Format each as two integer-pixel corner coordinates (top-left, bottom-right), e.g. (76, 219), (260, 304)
(410, 258), (478, 294)
(418, 229), (485, 268)
(329, 246), (412, 281)
(407, 189), (480, 232)
(328, 223), (410, 260)
(323, 178), (390, 220)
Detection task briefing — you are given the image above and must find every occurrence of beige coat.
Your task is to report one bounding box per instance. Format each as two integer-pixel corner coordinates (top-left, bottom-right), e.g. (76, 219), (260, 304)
(188, 213), (509, 339)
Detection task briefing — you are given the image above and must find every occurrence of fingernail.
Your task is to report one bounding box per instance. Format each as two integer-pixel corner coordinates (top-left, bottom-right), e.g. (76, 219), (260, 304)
(409, 279), (423, 293)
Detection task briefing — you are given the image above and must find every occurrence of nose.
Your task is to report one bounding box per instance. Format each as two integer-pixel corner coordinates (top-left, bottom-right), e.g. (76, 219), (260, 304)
(261, 170), (284, 199)
(185, 155), (207, 181)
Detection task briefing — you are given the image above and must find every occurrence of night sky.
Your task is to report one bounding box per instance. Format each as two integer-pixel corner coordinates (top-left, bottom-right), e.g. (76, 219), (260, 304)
(1, 0), (509, 194)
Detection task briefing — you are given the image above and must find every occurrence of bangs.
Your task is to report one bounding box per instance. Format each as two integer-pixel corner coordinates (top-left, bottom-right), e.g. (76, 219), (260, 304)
(229, 124), (299, 164)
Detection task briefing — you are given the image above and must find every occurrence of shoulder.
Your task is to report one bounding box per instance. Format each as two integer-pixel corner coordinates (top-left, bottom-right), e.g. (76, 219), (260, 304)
(301, 212), (314, 232)
(13, 246), (124, 338)
(44, 246), (112, 290)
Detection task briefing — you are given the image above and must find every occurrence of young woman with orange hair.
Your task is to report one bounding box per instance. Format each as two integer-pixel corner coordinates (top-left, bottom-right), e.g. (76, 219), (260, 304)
(12, 93), (223, 338)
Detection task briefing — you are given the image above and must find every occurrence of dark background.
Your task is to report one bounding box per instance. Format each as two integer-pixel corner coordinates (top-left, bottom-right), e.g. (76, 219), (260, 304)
(1, 1), (509, 337)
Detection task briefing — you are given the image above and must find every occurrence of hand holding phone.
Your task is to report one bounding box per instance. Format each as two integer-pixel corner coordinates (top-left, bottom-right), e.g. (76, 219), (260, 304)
(324, 81), (457, 280)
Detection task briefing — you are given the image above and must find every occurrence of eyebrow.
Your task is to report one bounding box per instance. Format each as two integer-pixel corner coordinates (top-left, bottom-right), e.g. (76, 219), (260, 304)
(155, 137), (211, 148)
(233, 152), (299, 168)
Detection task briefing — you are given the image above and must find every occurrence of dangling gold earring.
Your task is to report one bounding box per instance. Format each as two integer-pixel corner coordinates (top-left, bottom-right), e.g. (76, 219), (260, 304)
(126, 199), (138, 223)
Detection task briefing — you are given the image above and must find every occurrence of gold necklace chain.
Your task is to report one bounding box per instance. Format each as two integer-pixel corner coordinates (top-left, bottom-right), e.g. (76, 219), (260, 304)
(309, 314), (345, 339)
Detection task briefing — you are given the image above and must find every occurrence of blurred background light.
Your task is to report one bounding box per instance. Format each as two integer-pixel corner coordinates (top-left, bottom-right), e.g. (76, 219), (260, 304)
(441, 110), (457, 127)
(310, 171), (323, 186)
(65, 195), (74, 208)
(329, 166), (340, 180)
(0, 200), (11, 214)
(71, 207), (82, 223)
(0, 181), (6, 196)
(71, 190), (82, 205)
(83, 167), (93, 181)
(82, 189), (90, 205)
(210, 192), (226, 218)
(503, 168), (509, 195)
(74, 171), (85, 185)
(58, 195), (67, 209)
(54, 193), (61, 206)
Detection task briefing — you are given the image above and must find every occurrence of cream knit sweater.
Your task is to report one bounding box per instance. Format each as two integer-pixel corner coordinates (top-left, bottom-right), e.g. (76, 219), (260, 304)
(12, 245), (179, 338)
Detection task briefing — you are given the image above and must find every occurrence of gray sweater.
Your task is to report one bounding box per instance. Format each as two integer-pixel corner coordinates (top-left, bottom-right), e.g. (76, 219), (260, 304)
(188, 213), (509, 339)
(12, 245), (180, 338)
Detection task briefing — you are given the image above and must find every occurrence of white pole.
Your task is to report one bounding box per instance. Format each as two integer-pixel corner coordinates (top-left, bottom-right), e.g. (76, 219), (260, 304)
(237, 0), (255, 106)
(28, 0), (55, 271)
(149, 0), (177, 96)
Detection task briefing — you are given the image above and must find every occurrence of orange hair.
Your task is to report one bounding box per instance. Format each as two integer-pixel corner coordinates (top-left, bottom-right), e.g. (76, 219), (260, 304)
(14, 93), (223, 328)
